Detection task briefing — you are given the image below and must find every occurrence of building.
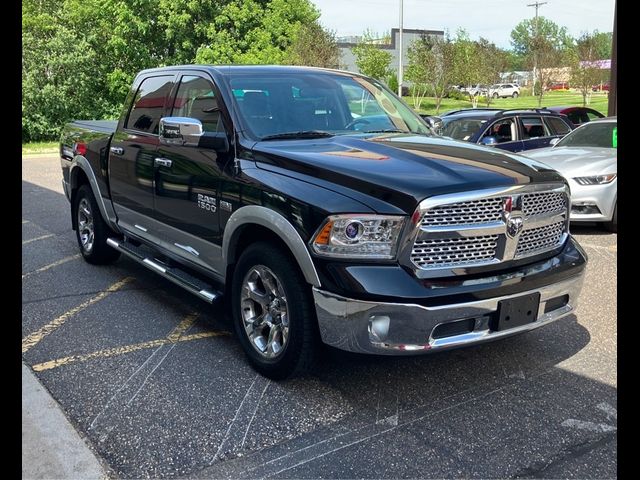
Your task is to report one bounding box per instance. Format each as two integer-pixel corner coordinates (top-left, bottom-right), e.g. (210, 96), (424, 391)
(337, 28), (445, 79)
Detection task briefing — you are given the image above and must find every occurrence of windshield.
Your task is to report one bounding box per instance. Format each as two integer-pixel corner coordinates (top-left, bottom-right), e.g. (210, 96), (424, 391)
(556, 121), (617, 148)
(227, 72), (431, 140)
(441, 117), (487, 141)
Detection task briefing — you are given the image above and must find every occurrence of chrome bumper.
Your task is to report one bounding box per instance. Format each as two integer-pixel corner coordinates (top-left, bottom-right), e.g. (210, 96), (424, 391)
(313, 273), (584, 355)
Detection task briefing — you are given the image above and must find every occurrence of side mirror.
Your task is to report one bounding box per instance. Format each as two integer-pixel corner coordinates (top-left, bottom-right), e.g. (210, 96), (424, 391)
(549, 137), (560, 146)
(159, 117), (203, 147)
(481, 136), (498, 145)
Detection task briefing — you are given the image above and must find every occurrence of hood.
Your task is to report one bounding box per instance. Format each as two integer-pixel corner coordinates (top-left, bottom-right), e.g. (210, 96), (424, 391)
(524, 146), (617, 177)
(250, 133), (565, 214)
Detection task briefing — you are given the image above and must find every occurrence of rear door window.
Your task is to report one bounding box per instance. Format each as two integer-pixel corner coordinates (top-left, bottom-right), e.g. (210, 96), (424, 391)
(520, 116), (549, 139)
(544, 116), (572, 135)
(125, 75), (174, 134)
(482, 118), (517, 143)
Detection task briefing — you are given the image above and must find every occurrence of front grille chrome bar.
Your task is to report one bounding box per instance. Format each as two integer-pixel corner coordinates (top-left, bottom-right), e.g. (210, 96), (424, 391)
(400, 183), (570, 278)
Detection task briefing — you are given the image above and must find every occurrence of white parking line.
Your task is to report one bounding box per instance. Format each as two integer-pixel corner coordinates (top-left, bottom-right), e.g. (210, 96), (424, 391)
(23, 234), (55, 245)
(22, 254), (82, 279)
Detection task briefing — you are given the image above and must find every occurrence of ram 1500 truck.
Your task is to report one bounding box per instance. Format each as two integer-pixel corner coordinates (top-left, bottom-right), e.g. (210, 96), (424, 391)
(60, 65), (587, 379)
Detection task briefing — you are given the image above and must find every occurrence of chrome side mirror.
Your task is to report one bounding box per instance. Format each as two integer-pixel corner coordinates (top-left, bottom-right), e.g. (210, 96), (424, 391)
(159, 117), (203, 147)
(481, 136), (498, 146)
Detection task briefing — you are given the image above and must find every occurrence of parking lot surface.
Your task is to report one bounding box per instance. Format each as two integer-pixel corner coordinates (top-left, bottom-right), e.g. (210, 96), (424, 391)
(22, 154), (616, 479)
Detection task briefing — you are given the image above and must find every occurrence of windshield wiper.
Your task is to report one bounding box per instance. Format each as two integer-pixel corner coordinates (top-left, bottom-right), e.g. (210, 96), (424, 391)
(260, 130), (335, 141)
(361, 129), (406, 134)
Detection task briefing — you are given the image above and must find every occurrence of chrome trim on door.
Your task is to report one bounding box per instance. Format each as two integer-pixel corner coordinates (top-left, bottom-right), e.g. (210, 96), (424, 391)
(154, 157), (173, 168)
(110, 146), (124, 155)
(222, 206), (321, 288)
(134, 224), (148, 232)
(174, 243), (200, 257)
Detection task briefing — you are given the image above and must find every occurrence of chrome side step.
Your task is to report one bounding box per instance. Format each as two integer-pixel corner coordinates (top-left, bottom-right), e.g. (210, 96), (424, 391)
(107, 237), (221, 304)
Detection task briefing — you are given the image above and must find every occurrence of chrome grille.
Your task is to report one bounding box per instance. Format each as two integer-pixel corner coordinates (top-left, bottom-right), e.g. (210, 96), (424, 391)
(409, 185), (569, 273)
(411, 235), (499, 268)
(422, 197), (503, 226)
(523, 192), (566, 218)
(516, 221), (565, 257)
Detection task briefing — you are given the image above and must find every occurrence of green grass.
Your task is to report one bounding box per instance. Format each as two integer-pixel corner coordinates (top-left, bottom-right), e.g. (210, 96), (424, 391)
(409, 91), (610, 116)
(22, 141), (58, 155)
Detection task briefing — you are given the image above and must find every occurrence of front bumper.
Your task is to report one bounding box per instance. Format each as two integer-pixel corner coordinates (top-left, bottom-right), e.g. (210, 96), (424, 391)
(569, 179), (616, 222)
(313, 269), (584, 355)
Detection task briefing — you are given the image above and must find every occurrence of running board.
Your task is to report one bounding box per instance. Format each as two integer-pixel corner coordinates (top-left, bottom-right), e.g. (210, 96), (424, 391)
(107, 237), (220, 304)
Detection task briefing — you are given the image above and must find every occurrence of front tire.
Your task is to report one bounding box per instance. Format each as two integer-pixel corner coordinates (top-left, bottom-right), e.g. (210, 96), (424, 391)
(73, 184), (120, 264)
(493, 92), (498, 99)
(604, 203), (617, 232)
(232, 242), (318, 380)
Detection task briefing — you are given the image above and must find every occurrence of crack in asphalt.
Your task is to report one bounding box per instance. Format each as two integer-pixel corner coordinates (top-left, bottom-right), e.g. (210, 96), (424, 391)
(510, 431), (617, 478)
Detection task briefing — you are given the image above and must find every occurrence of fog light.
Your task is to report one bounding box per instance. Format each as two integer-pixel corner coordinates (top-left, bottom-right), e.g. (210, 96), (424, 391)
(369, 315), (391, 341)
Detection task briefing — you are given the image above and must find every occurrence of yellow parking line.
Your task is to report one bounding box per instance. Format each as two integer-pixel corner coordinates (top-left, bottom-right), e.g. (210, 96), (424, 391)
(23, 234), (55, 245)
(22, 277), (135, 354)
(31, 314), (229, 372)
(22, 254), (82, 279)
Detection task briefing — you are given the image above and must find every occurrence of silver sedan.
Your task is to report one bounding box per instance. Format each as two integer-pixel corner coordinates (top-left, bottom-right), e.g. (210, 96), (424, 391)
(523, 117), (617, 232)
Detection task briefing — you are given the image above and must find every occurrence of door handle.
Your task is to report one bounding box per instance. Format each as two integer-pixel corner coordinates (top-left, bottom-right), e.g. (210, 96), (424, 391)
(154, 158), (173, 168)
(110, 146), (124, 155)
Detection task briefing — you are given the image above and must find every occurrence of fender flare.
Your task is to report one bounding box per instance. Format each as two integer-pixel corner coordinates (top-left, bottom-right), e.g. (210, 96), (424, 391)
(69, 156), (120, 232)
(222, 205), (321, 287)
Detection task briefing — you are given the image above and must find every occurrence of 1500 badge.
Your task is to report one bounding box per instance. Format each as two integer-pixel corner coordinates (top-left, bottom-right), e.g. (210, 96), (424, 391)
(197, 194), (216, 212)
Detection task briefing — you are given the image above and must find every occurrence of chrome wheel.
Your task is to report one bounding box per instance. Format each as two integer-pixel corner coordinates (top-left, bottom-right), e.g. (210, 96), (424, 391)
(77, 198), (94, 253)
(240, 265), (289, 359)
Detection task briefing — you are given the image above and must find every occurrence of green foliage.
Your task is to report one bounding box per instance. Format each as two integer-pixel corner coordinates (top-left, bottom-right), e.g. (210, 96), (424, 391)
(510, 17), (573, 57)
(387, 72), (399, 94)
(22, 0), (319, 142)
(570, 32), (611, 106)
(286, 21), (340, 68)
(352, 31), (393, 80)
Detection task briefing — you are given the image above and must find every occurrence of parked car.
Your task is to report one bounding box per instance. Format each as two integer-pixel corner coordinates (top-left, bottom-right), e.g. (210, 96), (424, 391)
(488, 83), (521, 98)
(546, 82), (570, 91)
(59, 65), (586, 379)
(439, 108), (574, 152)
(523, 117), (617, 232)
(464, 84), (488, 96)
(592, 82), (610, 92)
(545, 106), (605, 127)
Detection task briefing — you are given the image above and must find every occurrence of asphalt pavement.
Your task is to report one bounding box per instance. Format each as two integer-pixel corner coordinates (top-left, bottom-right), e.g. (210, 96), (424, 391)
(22, 154), (617, 479)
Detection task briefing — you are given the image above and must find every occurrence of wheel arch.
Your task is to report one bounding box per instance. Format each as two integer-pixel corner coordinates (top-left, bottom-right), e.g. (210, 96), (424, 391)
(222, 206), (321, 288)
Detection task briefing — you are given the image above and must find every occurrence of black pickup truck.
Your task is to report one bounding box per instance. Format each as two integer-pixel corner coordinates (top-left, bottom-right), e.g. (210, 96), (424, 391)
(60, 65), (587, 379)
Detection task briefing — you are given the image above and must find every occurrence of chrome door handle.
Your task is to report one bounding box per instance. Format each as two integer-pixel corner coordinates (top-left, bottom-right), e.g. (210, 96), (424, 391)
(154, 158), (172, 168)
(110, 146), (124, 155)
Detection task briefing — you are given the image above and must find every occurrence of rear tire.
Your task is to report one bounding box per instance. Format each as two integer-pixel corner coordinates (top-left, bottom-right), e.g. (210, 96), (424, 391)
(232, 242), (318, 380)
(73, 184), (121, 265)
(604, 203), (617, 233)
(512, 92), (519, 98)
(493, 92), (498, 99)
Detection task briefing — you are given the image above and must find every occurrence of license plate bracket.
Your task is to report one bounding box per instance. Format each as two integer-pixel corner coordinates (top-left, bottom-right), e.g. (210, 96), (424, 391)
(494, 293), (541, 331)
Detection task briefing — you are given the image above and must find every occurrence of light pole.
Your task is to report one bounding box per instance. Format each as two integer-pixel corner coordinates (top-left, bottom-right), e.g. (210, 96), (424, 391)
(398, 0), (403, 97)
(527, 1), (547, 93)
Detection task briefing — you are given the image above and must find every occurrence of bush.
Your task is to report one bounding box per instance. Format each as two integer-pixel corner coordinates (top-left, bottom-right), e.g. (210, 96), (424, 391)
(518, 86), (532, 97)
(387, 73), (398, 94)
(447, 89), (467, 100)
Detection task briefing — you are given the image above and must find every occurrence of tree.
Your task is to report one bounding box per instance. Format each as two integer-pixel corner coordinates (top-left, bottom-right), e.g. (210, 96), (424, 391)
(476, 38), (509, 106)
(406, 34), (454, 114)
(510, 17), (573, 107)
(286, 21), (340, 68)
(352, 31), (392, 80)
(570, 32), (609, 106)
(451, 30), (483, 107)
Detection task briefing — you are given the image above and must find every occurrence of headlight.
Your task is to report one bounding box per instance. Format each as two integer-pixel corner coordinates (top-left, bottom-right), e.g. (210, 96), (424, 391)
(311, 214), (406, 259)
(573, 174), (617, 185)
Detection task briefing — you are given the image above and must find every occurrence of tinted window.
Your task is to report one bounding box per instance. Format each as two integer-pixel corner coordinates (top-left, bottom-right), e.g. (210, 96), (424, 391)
(520, 116), (548, 139)
(556, 122), (617, 148)
(441, 118), (486, 141)
(126, 75), (173, 134)
(172, 75), (221, 133)
(587, 111), (602, 120)
(544, 116), (571, 135)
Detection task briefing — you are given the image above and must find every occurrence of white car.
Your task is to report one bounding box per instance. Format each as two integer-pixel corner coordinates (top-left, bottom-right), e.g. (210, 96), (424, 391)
(523, 117), (617, 232)
(488, 84), (521, 98)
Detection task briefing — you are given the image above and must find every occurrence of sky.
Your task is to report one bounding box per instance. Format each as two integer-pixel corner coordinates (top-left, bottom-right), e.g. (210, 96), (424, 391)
(314, 0), (616, 49)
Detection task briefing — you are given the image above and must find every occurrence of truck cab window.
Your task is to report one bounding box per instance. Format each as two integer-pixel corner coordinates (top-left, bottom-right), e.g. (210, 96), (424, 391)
(172, 76), (222, 133)
(125, 75), (174, 134)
